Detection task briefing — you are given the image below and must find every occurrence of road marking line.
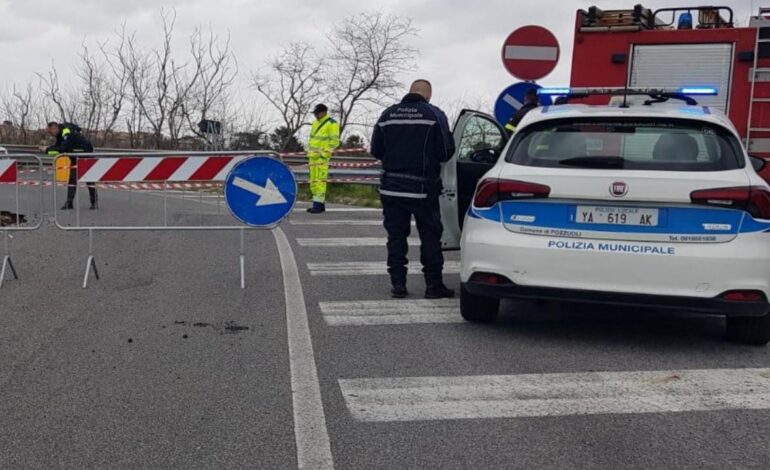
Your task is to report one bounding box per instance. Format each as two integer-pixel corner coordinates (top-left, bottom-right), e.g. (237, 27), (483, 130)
(273, 227), (334, 469)
(307, 261), (460, 276)
(297, 237), (419, 247)
(339, 368), (770, 423)
(289, 219), (414, 226)
(292, 208), (380, 213)
(320, 299), (461, 326)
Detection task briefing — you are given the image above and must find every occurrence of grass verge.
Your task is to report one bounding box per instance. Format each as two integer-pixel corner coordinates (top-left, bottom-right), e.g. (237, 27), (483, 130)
(298, 183), (381, 208)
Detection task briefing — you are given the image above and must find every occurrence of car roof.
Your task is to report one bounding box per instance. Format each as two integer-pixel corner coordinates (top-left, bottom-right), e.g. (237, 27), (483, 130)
(521, 103), (737, 132)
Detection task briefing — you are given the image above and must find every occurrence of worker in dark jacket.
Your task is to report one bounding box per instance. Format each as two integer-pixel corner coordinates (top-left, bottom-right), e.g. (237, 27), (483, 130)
(371, 79), (456, 299)
(43, 122), (97, 210)
(504, 88), (540, 135)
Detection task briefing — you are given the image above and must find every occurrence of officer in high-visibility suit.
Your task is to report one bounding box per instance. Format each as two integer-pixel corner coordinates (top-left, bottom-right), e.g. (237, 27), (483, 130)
(504, 89), (539, 136)
(42, 121), (97, 210)
(306, 104), (341, 214)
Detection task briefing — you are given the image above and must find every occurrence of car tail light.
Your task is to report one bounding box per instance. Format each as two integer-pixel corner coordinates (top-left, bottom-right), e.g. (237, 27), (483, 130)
(470, 272), (513, 285)
(690, 186), (770, 219)
(719, 290), (767, 302)
(473, 179), (551, 208)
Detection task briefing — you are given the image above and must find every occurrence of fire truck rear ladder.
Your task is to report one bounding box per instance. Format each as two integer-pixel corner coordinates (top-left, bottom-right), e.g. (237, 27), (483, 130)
(748, 8), (770, 153)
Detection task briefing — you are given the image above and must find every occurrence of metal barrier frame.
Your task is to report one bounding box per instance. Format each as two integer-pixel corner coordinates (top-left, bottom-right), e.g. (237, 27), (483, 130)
(1, 154), (44, 288)
(51, 151), (289, 288)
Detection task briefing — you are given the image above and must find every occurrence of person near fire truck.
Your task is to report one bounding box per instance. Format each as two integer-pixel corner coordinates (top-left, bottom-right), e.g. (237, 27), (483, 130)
(504, 88), (540, 135)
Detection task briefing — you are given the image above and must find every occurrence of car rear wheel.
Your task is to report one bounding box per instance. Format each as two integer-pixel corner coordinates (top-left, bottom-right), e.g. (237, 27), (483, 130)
(726, 313), (770, 346)
(460, 284), (500, 323)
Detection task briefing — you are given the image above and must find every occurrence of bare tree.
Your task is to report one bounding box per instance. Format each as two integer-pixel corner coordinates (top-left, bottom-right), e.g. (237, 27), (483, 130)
(97, 24), (130, 146)
(122, 9), (187, 149)
(325, 12), (418, 134)
(438, 92), (492, 125)
(253, 42), (322, 151)
(183, 27), (237, 147)
(119, 28), (152, 148)
(142, 8), (178, 148)
(37, 64), (78, 123)
(76, 43), (107, 136)
(1, 83), (38, 144)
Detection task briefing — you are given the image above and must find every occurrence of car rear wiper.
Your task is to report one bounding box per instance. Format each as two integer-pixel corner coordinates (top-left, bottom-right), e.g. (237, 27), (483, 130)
(558, 156), (625, 169)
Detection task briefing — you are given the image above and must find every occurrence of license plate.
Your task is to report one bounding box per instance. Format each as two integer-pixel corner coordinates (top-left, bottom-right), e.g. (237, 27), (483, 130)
(576, 205), (659, 227)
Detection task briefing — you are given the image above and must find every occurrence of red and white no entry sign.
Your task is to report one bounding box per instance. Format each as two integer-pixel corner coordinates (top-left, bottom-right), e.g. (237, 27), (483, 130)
(501, 25), (560, 81)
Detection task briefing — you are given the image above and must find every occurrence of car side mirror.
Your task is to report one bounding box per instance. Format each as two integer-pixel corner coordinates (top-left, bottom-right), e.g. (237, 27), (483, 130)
(750, 155), (767, 173)
(470, 148), (499, 164)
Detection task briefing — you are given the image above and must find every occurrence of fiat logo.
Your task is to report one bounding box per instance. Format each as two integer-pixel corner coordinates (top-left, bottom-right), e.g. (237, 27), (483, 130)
(610, 182), (628, 197)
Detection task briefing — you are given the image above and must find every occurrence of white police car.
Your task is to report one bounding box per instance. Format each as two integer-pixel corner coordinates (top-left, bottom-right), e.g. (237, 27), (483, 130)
(439, 87), (770, 345)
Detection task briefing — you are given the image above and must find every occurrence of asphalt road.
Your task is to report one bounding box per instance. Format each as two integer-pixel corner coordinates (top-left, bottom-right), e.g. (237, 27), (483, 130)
(1, 181), (770, 469)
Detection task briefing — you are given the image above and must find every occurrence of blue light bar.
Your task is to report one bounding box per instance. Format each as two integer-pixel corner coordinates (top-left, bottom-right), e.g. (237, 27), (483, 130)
(678, 87), (718, 96)
(538, 87), (572, 96)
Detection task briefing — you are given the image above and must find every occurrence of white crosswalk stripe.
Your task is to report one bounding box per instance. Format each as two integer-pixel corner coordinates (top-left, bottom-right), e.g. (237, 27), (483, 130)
(307, 261), (460, 276)
(320, 299), (461, 326)
(339, 368), (770, 423)
(297, 237), (419, 247)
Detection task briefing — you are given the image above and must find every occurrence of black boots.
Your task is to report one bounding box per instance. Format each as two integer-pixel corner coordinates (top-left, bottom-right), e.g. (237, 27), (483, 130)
(307, 202), (326, 214)
(425, 284), (455, 299)
(390, 284), (454, 299)
(61, 201), (98, 210)
(391, 284), (408, 299)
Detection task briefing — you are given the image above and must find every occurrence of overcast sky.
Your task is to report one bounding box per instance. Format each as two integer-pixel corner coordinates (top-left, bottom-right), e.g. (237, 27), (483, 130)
(0, 0), (757, 124)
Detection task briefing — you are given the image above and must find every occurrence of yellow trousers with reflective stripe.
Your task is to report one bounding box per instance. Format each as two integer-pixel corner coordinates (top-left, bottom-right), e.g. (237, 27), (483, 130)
(308, 154), (330, 203)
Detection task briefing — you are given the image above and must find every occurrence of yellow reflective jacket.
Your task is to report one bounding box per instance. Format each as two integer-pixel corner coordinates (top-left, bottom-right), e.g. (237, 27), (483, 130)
(307, 116), (341, 158)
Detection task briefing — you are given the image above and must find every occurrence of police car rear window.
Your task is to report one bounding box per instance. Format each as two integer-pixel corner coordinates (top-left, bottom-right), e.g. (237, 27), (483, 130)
(506, 117), (744, 171)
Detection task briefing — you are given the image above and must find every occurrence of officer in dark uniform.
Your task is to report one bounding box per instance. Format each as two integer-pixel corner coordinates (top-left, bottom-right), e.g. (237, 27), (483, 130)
(43, 122), (98, 210)
(504, 88), (540, 136)
(371, 79), (456, 299)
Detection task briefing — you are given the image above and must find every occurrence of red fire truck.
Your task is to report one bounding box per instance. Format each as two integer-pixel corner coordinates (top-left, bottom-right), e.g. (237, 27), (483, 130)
(569, 5), (770, 169)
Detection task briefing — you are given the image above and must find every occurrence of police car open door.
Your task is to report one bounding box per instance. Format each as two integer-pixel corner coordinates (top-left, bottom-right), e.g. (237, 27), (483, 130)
(440, 110), (507, 249)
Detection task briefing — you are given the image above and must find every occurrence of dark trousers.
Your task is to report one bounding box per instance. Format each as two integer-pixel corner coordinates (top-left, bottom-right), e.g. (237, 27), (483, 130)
(67, 167), (97, 205)
(381, 194), (444, 287)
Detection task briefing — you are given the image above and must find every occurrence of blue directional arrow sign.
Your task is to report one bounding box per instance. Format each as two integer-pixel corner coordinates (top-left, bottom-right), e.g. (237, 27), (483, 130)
(494, 82), (553, 127)
(225, 156), (297, 227)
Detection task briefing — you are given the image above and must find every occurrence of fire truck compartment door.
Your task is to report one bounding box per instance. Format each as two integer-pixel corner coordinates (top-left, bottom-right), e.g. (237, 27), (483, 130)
(629, 43), (734, 112)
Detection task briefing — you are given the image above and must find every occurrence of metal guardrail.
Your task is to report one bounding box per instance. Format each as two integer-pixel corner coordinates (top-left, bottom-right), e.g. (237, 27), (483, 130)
(0, 143), (377, 164)
(293, 168), (380, 185)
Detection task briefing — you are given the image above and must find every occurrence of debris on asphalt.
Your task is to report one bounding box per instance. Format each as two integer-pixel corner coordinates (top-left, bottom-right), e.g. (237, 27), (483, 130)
(172, 320), (250, 335)
(224, 321), (249, 334)
(0, 211), (26, 227)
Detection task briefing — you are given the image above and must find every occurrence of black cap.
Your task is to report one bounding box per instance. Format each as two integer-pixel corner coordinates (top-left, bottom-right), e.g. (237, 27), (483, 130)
(313, 104), (328, 114)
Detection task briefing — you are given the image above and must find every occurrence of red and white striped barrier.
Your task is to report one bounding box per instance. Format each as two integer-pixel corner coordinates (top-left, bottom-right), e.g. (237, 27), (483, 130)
(75, 155), (248, 183)
(0, 160), (17, 183)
